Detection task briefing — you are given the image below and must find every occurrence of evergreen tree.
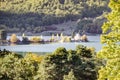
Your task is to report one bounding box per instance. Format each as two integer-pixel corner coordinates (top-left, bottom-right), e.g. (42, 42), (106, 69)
(97, 0), (120, 80)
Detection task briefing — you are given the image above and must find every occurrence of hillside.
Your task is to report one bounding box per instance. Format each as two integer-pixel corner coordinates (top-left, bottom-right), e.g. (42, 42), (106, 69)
(0, 0), (110, 35)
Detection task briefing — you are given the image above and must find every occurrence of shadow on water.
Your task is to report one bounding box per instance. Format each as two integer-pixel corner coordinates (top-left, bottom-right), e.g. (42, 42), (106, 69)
(88, 41), (99, 43)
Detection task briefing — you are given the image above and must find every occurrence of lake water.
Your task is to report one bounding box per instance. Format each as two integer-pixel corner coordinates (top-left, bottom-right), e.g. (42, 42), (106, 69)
(0, 36), (102, 53)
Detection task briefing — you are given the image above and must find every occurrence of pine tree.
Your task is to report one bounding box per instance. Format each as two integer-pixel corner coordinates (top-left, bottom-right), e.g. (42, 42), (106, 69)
(97, 0), (120, 80)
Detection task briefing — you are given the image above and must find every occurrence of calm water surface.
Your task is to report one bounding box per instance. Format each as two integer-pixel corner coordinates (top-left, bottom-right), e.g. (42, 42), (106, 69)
(0, 36), (102, 53)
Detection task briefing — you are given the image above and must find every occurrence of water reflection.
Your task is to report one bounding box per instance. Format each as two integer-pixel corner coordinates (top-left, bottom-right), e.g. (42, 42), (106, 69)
(10, 43), (17, 46)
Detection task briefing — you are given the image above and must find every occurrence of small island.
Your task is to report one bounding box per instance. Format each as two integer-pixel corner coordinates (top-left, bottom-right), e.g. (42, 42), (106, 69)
(6, 33), (89, 45)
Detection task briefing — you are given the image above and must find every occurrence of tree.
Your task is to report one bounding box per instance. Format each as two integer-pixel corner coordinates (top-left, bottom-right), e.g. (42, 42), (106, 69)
(76, 45), (92, 58)
(97, 0), (120, 80)
(36, 46), (98, 80)
(0, 29), (7, 40)
(63, 70), (77, 80)
(10, 34), (18, 43)
(0, 53), (38, 80)
(0, 0), (110, 34)
(36, 47), (68, 80)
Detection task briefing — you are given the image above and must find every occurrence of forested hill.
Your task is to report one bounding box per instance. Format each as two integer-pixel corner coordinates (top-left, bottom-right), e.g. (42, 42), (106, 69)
(0, 0), (110, 34)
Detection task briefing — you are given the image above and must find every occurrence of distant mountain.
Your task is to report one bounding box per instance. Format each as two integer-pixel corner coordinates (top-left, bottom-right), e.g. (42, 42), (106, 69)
(0, 0), (110, 35)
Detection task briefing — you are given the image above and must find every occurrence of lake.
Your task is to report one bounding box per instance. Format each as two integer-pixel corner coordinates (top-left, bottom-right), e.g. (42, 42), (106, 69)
(0, 35), (102, 54)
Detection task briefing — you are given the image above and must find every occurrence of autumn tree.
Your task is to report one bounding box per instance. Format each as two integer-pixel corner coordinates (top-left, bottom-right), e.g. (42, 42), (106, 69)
(97, 0), (120, 80)
(10, 34), (18, 43)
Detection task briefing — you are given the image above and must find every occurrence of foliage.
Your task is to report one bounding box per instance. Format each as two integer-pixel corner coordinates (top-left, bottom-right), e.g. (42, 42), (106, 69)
(0, 49), (22, 58)
(0, 0), (110, 34)
(22, 37), (30, 44)
(0, 29), (7, 40)
(63, 69), (77, 80)
(36, 45), (99, 80)
(0, 50), (39, 80)
(97, 0), (120, 80)
(0, 54), (19, 80)
(30, 36), (41, 43)
(0, 49), (12, 57)
(9, 34), (18, 43)
(76, 45), (93, 58)
(53, 47), (68, 55)
(80, 34), (88, 42)
(24, 53), (44, 63)
(60, 36), (71, 42)
(76, 16), (107, 34)
(0, 45), (101, 80)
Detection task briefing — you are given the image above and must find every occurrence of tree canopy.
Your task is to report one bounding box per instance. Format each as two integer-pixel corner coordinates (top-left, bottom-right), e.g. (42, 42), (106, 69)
(97, 0), (120, 79)
(0, 45), (101, 80)
(0, 0), (110, 34)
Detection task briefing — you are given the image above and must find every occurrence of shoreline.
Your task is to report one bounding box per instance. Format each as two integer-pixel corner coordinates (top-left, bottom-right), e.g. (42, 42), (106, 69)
(7, 32), (101, 36)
